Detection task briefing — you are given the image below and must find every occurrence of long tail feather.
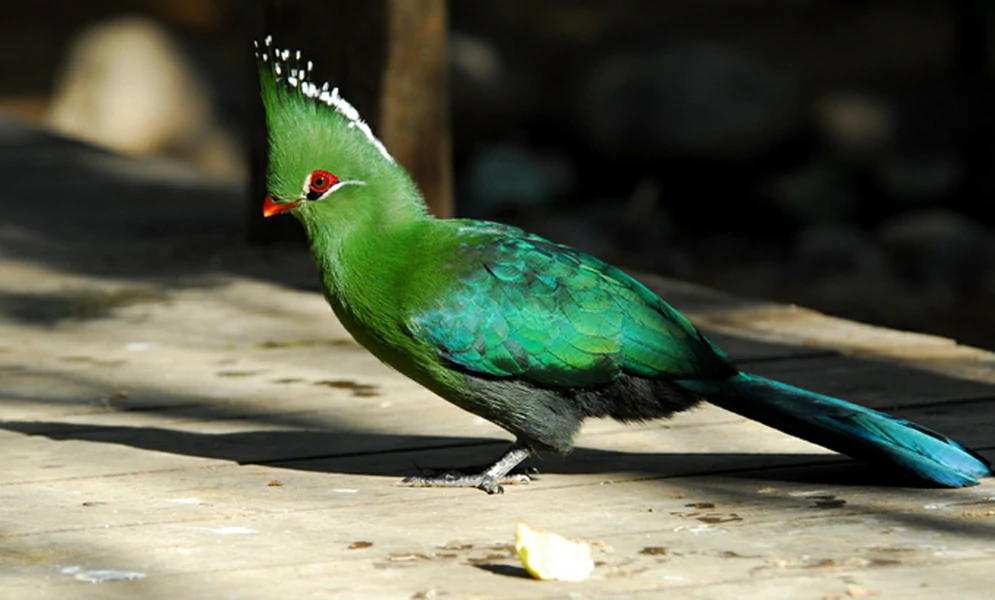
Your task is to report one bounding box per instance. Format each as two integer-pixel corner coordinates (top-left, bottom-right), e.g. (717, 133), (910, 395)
(679, 372), (991, 487)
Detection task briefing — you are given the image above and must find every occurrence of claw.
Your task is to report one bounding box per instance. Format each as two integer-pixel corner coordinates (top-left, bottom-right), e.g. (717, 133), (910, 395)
(478, 476), (503, 495)
(398, 444), (533, 494)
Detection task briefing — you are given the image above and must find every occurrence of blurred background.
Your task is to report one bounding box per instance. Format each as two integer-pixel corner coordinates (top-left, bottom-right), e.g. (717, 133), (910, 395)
(3, 0), (995, 349)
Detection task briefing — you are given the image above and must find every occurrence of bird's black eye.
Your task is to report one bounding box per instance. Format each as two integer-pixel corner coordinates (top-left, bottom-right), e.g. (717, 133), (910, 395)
(306, 169), (338, 199)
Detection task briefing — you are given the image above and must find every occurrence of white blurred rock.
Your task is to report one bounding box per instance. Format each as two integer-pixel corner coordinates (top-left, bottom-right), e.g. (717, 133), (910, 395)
(46, 15), (244, 179)
(450, 32), (502, 88)
(449, 31), (534, 143)
(813, 92), (895, 157)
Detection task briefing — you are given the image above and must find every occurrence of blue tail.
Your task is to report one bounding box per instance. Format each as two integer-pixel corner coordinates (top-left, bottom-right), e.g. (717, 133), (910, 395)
(678, 372), (991, 488)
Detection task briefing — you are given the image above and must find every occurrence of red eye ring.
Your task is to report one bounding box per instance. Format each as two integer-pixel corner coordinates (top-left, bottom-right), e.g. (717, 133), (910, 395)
(308, 170), (338, 194)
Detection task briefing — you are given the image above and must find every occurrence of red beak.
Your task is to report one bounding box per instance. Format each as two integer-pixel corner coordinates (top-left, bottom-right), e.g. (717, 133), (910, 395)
(263, 195), (297, 218)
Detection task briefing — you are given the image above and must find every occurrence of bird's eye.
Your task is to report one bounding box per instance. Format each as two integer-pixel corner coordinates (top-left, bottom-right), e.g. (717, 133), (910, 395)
(307, 170), (338, 198)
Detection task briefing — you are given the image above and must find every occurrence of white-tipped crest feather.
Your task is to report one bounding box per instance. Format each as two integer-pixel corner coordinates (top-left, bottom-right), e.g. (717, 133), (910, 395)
(255, 35), (394, 163)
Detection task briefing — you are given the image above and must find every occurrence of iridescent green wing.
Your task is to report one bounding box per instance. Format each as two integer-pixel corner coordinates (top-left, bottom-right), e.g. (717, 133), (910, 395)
(405, 222), (732, 387)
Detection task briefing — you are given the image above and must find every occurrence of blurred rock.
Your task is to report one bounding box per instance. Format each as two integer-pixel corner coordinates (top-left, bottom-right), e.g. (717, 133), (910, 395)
(792, 225), (888, 277)
(450, 32), (503, 91)
(789, 271), (922, 327)
(708, 262), (783, 303)
(868, 81), (994, 204)
(877, 208), (993, 290)
(449, 32), (535, 144)
(577, 41), (801, 161)
(46, 15), (244, 180)
(813, 92), (895, 158)
(458, 141), (575, 217)
(765, 161), (860, 225)
(873, 154), (964, 203)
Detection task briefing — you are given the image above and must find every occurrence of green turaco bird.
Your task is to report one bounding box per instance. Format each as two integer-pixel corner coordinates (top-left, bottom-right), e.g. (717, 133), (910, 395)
(255, 37), (991, 494)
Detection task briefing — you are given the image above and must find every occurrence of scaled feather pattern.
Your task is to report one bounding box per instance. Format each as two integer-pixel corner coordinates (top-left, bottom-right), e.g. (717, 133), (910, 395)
(255, 36), (992, 492)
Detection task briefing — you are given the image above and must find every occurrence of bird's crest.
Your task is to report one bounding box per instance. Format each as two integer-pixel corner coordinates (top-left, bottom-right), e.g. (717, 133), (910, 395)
(253, 35), (394, 163)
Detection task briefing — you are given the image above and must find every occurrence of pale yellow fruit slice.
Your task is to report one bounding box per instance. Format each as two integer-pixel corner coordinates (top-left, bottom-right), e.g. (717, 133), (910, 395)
(515, 521), (594, 582)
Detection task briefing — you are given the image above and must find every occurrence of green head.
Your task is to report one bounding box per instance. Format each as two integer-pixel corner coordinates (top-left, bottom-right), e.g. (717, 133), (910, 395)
(254, 36), (423, 224)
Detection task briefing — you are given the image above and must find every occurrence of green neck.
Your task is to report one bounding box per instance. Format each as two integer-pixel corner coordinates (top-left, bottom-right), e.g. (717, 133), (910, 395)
(294, 179), (430, 308)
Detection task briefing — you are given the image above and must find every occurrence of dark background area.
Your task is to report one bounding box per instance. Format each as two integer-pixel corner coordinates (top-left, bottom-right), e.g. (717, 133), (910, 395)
(3, 0), (995, 350)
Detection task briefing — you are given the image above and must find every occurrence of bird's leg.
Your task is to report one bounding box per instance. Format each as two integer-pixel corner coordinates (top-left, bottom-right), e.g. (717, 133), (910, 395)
(401, 444), (533, 494)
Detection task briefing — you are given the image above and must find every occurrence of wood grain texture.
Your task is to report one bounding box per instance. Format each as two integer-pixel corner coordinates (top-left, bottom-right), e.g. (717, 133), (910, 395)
(1, 119), (993, 598)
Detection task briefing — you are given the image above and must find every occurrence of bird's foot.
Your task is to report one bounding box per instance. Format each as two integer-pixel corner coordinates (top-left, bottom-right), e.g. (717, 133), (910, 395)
(399, 444), (533, 494)
(401, 471), (532, 494)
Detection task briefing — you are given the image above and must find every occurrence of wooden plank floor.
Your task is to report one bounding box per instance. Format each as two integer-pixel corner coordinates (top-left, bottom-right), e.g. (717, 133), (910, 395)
(1, 117), (994, 599)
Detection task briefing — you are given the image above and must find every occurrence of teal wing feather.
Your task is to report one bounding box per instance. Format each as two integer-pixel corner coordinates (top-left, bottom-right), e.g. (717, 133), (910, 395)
(405, 221), (733, 387)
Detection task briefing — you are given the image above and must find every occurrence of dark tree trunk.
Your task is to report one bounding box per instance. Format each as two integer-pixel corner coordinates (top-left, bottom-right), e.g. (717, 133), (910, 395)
(381, 0), (452, 219)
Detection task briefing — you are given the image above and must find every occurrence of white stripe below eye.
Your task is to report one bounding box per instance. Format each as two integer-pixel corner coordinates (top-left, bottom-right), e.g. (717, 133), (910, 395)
(299, 173), (366, 202)
(325, 180), (366, 197)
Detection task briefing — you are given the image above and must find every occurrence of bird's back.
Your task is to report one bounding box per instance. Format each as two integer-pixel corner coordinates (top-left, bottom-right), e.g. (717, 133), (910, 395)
(400, 219), (736, 387)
